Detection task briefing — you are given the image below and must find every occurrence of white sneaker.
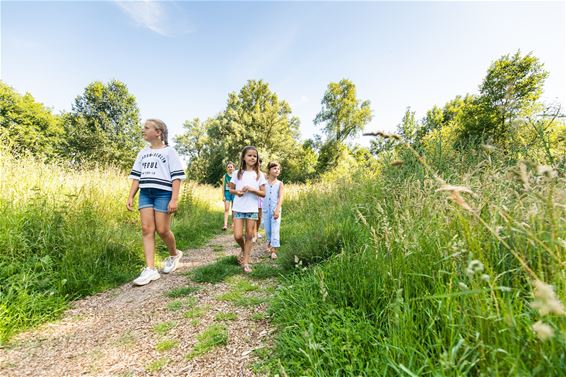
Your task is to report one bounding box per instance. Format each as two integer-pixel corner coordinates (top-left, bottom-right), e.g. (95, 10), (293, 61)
(133, 267), (160, 286)
(163, 250), (183, 274)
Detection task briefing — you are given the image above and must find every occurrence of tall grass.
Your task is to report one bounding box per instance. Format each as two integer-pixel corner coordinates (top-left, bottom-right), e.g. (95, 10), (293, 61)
(0, 153), (221, 343)
(269, 148), (565, 375)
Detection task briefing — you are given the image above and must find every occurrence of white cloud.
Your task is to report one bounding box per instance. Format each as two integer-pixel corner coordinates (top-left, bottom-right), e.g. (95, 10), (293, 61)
(114, 1), (192, 37)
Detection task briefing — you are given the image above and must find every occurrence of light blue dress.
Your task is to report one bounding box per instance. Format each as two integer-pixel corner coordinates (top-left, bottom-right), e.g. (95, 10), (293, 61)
(262, 180), (282, 247)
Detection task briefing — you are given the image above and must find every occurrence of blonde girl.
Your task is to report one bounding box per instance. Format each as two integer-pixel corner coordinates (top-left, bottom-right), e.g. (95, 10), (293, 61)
(228, 146), (266, 273)
(126, 119), (185, 286)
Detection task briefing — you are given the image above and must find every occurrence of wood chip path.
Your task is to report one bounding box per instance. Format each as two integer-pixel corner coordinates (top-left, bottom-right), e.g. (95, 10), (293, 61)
(0, 233), (277, 376)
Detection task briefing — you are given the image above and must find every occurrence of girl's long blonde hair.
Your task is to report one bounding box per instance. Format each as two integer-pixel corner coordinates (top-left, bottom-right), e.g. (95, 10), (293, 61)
(146, 119), (169, 146)
(237, 146), (261, 180)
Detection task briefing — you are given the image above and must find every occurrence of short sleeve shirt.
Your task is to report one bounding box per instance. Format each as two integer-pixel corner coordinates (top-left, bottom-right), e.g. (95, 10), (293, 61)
(128, 146), (186, 191)
(230, 170), (267, 213)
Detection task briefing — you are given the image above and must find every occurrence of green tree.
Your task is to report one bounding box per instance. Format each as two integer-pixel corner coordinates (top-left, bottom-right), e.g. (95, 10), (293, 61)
(63, 80), (142, 169)
(283, 140), (319, 182)
(397, 107), (418, 144)
(461, 51), (548, 144)
(174, 118), (211, 182)
(0, 81), (63, 158)
(177, 80), (304, 184)
(314, 79), (372, 143)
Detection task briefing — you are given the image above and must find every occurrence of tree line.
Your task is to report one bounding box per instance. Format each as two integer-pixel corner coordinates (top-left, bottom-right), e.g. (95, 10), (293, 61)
(1, 51), (563, 182)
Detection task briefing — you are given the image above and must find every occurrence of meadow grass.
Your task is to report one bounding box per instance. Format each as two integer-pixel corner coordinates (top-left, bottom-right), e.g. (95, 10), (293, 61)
(165, 286), (200, 298)
(214, 312), (238, 321)
(152, 321), (177, 335)
(155, 339), (179, 352)
(189, 255), (242, 283)
(185, 324), (228, 360)
(269, 149), (565, 375)
(145, 357), (168, 373)
(0, 153), (222, 343)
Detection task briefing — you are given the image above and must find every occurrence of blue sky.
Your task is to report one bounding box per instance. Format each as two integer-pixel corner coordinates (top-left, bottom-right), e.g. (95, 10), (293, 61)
(2, 1), (565, 146)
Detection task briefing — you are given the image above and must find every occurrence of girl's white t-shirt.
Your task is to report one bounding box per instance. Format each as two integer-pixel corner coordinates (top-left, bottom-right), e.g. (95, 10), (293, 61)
(230, 170), (267, 213)
(128, 146), (186, 191)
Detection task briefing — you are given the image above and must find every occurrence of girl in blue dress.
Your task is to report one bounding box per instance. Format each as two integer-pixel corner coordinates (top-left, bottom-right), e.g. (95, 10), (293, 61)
(263, 161), (284, 259)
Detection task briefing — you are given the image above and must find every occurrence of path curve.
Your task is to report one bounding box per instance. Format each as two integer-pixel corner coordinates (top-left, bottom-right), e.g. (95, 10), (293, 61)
(0, 233), (275, 376)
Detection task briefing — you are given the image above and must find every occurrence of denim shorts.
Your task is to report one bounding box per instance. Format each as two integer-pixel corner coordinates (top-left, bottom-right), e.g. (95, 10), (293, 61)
(139, 188), (172, 213)
(233, 211), (258, 220)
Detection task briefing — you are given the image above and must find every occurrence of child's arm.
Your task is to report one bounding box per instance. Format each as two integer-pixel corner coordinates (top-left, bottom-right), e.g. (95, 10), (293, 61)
(255, 184), (266, 198)
(126, 180), (140, 211)
(273, 182), (284, 219)
(168, 180), (181, 213)
(222, 176), (226, 201)
(229, 182), (243, 197)
(248, 173), (266, 197)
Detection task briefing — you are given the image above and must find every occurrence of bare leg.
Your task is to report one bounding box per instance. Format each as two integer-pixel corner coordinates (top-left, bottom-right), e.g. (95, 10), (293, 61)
(155, 211), (178, 256)
(140, 208), (156, 268)
(233, 218), (244, 263)
(223, 200), (230, 229)
(243, 219), (255, 271)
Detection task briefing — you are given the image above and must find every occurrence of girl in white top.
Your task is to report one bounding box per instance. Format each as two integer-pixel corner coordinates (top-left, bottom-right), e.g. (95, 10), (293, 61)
(126, 119), (185, 286)
(228, 146), (266, 273)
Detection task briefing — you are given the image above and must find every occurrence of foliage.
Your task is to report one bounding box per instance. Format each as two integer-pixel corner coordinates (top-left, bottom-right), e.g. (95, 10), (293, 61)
(314, 78), (372, 143)
(0, 81), (63, 158)
(175, 80), (306, 184)
(0, 153), (221, 343)
(62, 80), (143, 169)
(459, 51), (548, 145)
(270, 146), (565, 375)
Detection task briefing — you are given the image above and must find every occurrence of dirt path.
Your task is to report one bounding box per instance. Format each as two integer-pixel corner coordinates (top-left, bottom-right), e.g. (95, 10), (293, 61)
(0, 233), (277, 376)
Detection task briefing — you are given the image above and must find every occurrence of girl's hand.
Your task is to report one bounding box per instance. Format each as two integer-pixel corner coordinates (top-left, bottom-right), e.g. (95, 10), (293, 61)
(126, 197), (134, 211)
(236, 190), (244, 197)
(168, 199), (178, 214)
(242, 186), (250, 192)
(273, 209), (280, 219)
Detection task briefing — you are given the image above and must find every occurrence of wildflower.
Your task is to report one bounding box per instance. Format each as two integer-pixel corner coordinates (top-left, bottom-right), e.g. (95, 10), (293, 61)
(458, 282), (469, 290)
(530, 280), (566, 316)
(532, 321), (554, 341)
(466, 259), (484, 277)
(536, 165), (557, 178)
